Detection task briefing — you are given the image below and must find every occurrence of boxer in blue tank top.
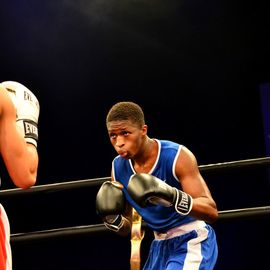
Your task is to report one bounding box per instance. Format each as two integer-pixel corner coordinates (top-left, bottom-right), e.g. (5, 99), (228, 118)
(96, 101), (218, 270)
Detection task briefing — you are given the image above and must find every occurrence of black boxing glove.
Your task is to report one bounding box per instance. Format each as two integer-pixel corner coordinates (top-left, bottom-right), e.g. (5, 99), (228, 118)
(96, 181), (126, 232)
(127, 173), (193, 216)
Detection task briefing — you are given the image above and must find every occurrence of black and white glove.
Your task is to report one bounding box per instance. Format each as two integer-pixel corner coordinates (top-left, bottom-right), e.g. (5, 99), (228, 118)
(1, 81), (39, 148)
(127, 173), (193, 215)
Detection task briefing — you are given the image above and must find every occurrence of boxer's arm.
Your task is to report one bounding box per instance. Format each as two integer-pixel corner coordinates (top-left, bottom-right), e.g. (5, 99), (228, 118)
(174, 146), (218, 223)
(0, 85), (38, 189)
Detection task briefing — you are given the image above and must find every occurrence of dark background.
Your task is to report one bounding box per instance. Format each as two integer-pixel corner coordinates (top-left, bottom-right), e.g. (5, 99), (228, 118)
(0, 0), (269, 269)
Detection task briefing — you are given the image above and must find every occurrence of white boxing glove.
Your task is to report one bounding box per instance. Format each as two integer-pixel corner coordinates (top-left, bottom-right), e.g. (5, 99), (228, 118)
(1, 81), (40, 148)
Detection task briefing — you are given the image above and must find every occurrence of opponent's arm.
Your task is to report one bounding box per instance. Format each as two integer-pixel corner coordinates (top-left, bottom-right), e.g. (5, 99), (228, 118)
(0, 83), (39, 189)
(96, 180), (132, 236)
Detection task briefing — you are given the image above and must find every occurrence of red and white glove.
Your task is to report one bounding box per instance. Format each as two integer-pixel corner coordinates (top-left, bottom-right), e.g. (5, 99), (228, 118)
(1, 81), (40, 148)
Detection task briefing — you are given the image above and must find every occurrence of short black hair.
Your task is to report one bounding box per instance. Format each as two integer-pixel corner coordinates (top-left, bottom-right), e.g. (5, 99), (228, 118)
(106, 101), (145, 127)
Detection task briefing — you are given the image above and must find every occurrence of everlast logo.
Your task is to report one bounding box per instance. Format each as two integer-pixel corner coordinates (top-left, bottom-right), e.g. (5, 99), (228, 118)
(23, 120), (38, 139)
(24, 91), (34, 101)
(24, 90), (39, 108)
(177, 192), (189, 213)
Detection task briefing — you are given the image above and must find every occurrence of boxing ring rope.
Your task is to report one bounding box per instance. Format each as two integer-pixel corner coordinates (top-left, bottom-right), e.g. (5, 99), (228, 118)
(0, 156), (269, 244)
(1, 156), (270, 198)
(10, 206), (270, 243)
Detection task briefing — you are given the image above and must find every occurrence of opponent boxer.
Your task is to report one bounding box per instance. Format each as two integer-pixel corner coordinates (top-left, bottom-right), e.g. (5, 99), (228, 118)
(96, 101), (218, 270)
(0, 81), (39, 270)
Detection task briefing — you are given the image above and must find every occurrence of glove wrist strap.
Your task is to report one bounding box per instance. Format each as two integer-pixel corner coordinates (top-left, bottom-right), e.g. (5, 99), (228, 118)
(17, 119), (38, 147)
(104, 215), (124, 232)
(174, 189), (193, 215)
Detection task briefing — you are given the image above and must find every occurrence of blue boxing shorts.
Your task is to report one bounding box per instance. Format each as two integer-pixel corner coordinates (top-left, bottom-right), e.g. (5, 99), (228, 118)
(143, 220), (218, 270)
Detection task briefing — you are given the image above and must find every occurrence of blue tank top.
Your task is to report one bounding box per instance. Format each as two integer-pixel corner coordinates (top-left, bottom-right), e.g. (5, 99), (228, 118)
(112, 139), (196, 232)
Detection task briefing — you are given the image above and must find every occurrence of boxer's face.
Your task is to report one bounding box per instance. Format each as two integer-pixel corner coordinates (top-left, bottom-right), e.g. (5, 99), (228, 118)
(107, 119), (147, 159)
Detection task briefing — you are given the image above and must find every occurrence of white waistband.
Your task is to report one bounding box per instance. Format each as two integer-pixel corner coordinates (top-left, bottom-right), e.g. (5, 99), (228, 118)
(154, 220), (206, 240)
